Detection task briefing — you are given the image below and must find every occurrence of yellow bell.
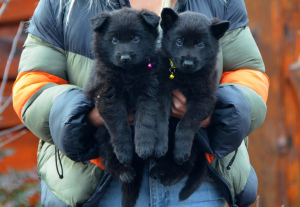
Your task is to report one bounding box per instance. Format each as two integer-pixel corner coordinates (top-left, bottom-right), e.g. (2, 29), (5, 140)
(170, 73), (175, 79)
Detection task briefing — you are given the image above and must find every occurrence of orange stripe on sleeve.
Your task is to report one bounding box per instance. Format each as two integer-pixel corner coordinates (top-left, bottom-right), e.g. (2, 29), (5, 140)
(220, 69), (270, 103)
(12, 71), (68, 121)
(90, 158), (105, 170)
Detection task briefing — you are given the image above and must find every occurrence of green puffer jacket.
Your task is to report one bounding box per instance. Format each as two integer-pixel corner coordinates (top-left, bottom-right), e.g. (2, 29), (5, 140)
(12, 0), (269, 206)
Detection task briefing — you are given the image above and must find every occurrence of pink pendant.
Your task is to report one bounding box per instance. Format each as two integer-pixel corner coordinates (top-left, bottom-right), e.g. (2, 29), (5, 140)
(148, 63), (152, 68)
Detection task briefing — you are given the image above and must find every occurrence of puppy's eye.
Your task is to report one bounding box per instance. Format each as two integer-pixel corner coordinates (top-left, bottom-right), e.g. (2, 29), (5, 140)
(198, 41), (205, 48)
(133, 36), (140, 43)
(112, 37), (119, 44)
(176, 39), (183, 46)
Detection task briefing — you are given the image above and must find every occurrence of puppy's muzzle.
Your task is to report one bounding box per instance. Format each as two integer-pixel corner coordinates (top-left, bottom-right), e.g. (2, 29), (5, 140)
(121, 55), (131, 63)
(183, 60), (194, 69)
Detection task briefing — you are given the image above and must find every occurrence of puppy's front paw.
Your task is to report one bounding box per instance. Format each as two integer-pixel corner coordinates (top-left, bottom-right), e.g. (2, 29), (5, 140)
(154, 145), (168, 159)
(135, 143), (154, 159)
(174, 152), (190, 165)
(174, 132), (193, 165)
(114, 141), (134, 165)
(154, 120), (169, 158)
(119, 165), (136, 183)
(154, 136), (168, 158)
(134, 130), (156, 159)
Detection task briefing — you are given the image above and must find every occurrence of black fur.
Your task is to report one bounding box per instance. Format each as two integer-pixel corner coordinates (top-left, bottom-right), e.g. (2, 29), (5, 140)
(84, 8), (165, 207)
(150, 8), (230, 200)
(93, 127), (144, 207)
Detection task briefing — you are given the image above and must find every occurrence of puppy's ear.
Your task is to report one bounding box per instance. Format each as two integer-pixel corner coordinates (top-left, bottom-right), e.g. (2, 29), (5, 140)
(210, 18), (230, 39)
(160, 8), (178, 31)
(90, 13), (110, 32)
(140, 10), (160, 28)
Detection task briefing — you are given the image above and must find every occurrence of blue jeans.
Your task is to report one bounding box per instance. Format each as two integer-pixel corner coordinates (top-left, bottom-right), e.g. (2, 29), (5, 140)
(99, 160), (226, 207)
(41, 160), (226, 207)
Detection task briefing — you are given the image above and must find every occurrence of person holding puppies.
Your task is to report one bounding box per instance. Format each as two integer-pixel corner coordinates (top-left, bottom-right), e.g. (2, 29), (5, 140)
(12, 0), (269, 206)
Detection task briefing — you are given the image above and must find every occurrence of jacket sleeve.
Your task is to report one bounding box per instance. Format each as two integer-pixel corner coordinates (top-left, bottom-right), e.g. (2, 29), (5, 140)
(196, 3), (269, 157)
(205, 26), (269, 158)
(12, 33), (80, 143)
(49, 89), (100, 161)
(220, 26), (269, 134)
(12, 0), (96, 159)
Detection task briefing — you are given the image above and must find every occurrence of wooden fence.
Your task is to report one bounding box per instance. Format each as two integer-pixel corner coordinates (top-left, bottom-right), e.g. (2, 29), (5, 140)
(246, 0), (300, 206)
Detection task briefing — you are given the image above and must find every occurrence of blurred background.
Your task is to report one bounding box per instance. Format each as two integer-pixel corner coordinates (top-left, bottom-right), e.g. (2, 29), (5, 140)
(0, 0), (299, 206)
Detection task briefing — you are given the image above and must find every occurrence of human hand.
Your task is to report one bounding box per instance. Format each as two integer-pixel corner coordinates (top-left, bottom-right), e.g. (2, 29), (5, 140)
(86, 107), (135, 127)
(200, 114), (212, 128)
(171, 90), (211, 128)
(86, 107), (105, 127)
(171, 90), (187, 119)
(127, 112), (135, 126)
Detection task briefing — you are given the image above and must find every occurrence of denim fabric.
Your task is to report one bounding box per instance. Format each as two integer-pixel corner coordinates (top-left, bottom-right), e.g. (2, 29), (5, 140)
(41, 179), (70, 207)
(99, 160), (226, 207)
(41, 160), (226, 207)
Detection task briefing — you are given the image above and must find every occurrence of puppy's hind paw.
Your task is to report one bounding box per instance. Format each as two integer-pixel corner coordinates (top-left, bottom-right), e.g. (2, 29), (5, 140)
(150, 164), (185, 186)
(149, 165), (166, 179)
(119, 165), (136, 183)
(160, 175), (182, 186)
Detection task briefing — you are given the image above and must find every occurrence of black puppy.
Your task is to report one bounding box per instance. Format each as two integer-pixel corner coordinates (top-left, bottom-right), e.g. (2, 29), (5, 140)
(84, 8), (165, 207)
(150, 8), (230, 200)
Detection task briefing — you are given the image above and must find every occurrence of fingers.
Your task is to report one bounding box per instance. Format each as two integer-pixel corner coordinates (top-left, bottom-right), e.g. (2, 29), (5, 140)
(89, 90), (208, 128)
(127, 113), (135, 126)
(171, 90), (212, 127)
(86, 107), (105, 128)
(200, 114), (212, 128)
(87, 107), (136, 127)
(172, 90), (186, 104)
(171, 90), (187, 119)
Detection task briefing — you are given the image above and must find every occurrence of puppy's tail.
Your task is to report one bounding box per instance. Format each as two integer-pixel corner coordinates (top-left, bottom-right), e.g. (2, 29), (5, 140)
(179, 152), (207, 201)
(121, 158), (144, 207)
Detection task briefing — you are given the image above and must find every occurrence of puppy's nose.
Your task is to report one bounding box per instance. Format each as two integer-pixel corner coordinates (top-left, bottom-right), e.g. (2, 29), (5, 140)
(121, 55), (131, 62)
(183, 60), (194, 68)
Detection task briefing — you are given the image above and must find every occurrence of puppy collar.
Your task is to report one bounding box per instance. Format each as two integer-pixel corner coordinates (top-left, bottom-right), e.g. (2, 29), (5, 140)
(147, 57), (153, 68)
(169, 59), (176, 79)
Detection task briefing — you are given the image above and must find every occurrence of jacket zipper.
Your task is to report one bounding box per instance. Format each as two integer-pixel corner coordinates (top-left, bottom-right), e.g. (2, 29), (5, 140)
(205, 157), (237, 207)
